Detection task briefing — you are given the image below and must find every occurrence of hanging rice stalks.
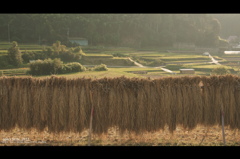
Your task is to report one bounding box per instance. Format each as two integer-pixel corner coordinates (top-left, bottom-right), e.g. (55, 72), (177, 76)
(0, 75), (240, 135)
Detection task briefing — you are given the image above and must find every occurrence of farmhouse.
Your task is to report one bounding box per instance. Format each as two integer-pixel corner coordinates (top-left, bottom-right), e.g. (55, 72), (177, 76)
(68, 37), (88, 46)
(179, 69), (195, 74)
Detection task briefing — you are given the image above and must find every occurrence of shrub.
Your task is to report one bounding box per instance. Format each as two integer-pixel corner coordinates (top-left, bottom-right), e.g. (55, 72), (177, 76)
(22, 51), (35, 63)
(73, 46), (82, 53)
(67, 62), (86, 72)
(29, 58), (63, 75)
(92, 64), (108, 71)
(59, 51), (82, 62)
(59, 62), (86, 74)
(59, 64), (72, 74)
(29, 58), (86, 75)
(211, 66), (231, 75)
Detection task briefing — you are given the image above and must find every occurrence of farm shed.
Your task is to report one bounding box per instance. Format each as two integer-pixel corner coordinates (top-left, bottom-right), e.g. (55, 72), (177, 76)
(180, 69), (195, 74)
(68, 37), (88, 46)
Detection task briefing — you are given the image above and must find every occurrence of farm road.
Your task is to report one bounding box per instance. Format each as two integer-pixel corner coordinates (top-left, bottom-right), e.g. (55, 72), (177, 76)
(128, 53), (221, 74)
(128, 58), (145, 68)
(128, 58), (174, 74)
(208, 54), (221, 65)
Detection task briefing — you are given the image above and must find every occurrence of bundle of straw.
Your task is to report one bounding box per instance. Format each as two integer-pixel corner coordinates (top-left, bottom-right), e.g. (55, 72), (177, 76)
(234, 76), (240, 129)
(16, 78), (31, 129)
(167, 77), (177, 133)
(8, 77), (20, 130)
(67, 79), (78, 132)
(108, 78), (117, 128)
(1, 77), (15, 131)
(154, 78), (167, 131)
(134, 79), (148, 134)
(185, 76), (202, 130)
(31, 78), (42, 131)
(220, 75), (237, 129)
(48, 77), (60, 133)
(91, 78), (110, 135)
(145, 79), (157, 132)
(40, 79), (51, 131)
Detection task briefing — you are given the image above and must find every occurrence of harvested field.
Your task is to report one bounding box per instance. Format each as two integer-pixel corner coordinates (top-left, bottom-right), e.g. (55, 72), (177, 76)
(0, 126), (240, 146)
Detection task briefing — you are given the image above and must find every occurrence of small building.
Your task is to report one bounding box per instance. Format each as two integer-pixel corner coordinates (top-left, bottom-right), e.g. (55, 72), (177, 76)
(180, 69), (195, 74)
(68, 37), (88, 46)
(203, 52), (210, 56)
(29, 60), (36, 63)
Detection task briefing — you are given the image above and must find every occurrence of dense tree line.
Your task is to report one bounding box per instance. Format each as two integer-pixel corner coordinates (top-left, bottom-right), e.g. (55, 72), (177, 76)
(0, 14), (227, 47)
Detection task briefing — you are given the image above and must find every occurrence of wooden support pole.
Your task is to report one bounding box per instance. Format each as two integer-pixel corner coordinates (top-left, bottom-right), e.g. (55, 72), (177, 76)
(220, 103), (226, 146)
(88, 91), (94, 146)
(221, 110), (226, 146)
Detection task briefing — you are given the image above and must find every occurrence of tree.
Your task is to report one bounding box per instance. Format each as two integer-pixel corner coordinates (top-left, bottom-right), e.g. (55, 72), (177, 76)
(7, 41), (23, 66)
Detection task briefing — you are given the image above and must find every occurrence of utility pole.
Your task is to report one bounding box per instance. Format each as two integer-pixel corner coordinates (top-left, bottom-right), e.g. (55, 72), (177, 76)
(67, 28), (69, 39)
(39, 35), (41, 45)
(8, 23), (10, 43)
(66, 27), (69, 44)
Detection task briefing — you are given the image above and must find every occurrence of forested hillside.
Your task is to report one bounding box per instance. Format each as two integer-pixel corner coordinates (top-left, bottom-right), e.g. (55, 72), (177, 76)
(0, 14), (227, 47)
(212, 14), (240, 39)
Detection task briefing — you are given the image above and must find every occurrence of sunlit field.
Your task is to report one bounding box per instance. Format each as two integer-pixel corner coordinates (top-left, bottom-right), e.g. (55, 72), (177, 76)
(1, 126), (240, 146)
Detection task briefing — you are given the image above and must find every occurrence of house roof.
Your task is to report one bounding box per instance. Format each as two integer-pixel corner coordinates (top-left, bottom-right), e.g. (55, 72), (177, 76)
(227, 36), (238, 42)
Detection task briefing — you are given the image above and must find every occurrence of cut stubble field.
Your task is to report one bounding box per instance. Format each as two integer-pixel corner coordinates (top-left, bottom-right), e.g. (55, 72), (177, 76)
(1, 126), (240, 146)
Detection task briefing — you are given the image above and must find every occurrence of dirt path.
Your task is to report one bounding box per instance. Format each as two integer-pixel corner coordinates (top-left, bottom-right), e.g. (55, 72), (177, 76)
(128, 58), (146, 68)
(209, 54), (221, 65)
(160, 67), (174, 73)
(128, 58), (175, 74)
(129, 53), (221, 75)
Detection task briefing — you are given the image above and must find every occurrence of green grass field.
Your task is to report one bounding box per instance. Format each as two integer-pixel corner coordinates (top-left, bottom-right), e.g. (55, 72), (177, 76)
(1, 41), (239, 78)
